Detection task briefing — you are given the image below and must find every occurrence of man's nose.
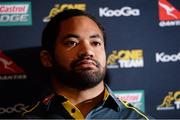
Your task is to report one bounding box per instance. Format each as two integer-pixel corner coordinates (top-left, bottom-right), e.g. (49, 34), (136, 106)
(78, 41), (95, 58)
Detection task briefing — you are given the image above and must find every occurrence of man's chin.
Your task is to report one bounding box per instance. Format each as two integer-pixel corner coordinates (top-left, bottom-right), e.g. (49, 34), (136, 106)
(74, 67), (97, 73)
(63, 70), (103, 90)
(53, 65), (106, 90)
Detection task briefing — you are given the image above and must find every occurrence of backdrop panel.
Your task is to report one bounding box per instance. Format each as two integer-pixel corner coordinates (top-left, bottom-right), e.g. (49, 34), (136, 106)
(0, 0), (180, 118)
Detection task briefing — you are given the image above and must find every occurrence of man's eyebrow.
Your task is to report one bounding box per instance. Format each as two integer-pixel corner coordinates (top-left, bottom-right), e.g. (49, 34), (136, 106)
(62, 34), (79, 40)
(90, 34), (103, 41)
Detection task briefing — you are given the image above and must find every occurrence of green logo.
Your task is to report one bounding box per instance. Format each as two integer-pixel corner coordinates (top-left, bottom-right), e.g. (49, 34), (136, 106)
(113, 90), (145, 112)
(0, 2), (32, 26)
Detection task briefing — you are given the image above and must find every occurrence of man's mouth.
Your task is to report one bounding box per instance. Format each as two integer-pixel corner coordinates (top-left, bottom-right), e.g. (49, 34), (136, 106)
(74, 59), (97, 70)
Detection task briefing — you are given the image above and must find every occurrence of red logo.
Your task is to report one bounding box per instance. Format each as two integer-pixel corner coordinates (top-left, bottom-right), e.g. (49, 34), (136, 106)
(159, 0), (180, 21)
(0, 51), (25, 74)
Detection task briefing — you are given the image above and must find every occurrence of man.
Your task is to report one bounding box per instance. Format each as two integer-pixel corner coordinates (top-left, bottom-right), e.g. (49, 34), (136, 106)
(23, 9), (150, 119)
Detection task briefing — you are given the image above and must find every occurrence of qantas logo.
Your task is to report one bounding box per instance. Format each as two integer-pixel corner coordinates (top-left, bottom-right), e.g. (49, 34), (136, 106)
(0, 56), (14, 72)
(0, 51), (27, 80)
(158, 0), (180, 27)
(159, 0), (180, 20)
(0, 51), (23, 74)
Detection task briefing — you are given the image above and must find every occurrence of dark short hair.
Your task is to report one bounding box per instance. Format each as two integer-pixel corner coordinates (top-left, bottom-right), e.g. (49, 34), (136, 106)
(41, 9), (106, 55)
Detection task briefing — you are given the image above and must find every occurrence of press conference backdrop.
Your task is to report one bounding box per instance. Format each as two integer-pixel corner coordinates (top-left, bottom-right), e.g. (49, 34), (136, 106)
(0, 0), (180, 118)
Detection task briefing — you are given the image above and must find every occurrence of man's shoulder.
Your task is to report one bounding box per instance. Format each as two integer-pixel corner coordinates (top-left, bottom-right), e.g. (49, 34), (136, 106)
(21, 101), (44, 118)
(22, 94), (55, 118)
(105, 86), (152, 119)
(117, 98), (151, 119)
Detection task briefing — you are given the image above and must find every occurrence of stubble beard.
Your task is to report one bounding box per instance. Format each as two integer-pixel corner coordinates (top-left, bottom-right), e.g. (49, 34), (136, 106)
(52, 60), (106, 90)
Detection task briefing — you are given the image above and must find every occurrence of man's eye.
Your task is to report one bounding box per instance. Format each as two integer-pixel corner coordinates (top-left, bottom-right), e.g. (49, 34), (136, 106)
(92, 41), (101, 46)
(64, 41), (78, 47)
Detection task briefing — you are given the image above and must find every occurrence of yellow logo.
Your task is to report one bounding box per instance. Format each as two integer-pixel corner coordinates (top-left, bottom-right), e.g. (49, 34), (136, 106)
(157, 91), (180, 110)
(107, 49), (144, 68)
(43, 3), (86, 22)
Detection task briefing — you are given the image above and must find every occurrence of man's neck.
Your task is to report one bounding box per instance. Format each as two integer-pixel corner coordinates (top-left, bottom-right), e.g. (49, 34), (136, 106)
(52, 80), (105, 105)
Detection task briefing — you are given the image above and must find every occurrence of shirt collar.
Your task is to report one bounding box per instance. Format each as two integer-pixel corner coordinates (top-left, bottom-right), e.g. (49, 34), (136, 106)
(44, 84), (121, 112)
(103, 84), (121, 112)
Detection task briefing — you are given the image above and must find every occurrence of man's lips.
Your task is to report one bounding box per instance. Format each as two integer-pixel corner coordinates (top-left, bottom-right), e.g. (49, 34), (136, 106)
(74, 60), (97, 69)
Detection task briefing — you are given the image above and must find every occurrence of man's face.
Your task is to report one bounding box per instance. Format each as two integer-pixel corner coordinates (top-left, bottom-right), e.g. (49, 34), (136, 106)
(52, 16), (106, 90)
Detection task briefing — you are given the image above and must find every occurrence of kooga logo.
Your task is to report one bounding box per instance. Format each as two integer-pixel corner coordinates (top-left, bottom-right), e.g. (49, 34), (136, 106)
(156, 52), (180, 63)
(99, 7), (140, 17)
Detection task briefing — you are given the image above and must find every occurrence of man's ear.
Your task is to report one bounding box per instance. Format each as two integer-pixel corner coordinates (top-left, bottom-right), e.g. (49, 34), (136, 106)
(40, 50), (53, 67)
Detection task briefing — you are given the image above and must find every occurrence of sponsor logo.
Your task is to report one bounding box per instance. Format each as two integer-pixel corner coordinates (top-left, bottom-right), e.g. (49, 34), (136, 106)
(158, 0), (180, 27)
(0, 2), (32, 26)
(43, 3), (86, 22)
(156, 52), (180, 63)
(157, 91), (180, 110)
(114, 90), (145, 112)
(0, 103), (28, 114)
(0, 51), (27, 80)
(99, 7), (140, 17)
(107, 49), (144, 69)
